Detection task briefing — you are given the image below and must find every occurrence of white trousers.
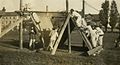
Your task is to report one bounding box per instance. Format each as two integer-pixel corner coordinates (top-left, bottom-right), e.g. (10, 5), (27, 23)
(98, 36), (103, 46)
(91, 32), (99, 48)
(29, 39), (35, 47)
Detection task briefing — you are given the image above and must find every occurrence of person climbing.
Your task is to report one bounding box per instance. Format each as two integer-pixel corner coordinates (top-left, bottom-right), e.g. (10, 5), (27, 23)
(86, 22), (99, 48)
(95, 25), (104, 46)
(47, 27), (58, 51)
(29, 24), (37, 50)
(70, 9), (87, 28)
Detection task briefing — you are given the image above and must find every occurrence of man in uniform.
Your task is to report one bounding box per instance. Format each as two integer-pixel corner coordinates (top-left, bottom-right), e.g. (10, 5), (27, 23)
(70, 9), (87, 28)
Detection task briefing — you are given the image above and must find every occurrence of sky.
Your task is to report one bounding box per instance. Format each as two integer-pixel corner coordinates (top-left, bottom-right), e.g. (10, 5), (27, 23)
(0, 0), (120, 14)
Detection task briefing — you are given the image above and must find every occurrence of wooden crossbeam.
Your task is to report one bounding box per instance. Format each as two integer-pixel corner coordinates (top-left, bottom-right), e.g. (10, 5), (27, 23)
(87, 46), (103, 55)
(51, 15), (70, 55)
(0, 18), (23, 38)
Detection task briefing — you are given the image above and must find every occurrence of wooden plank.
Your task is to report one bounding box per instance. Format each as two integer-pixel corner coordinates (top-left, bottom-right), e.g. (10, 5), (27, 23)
(0, 18), (23, 38)
(87, 46), (103, 55)
(19, 21), (23, 49)
(30, 14), (41, 31)
(51, 15), (70, 55)
(80, 32), (93, 50)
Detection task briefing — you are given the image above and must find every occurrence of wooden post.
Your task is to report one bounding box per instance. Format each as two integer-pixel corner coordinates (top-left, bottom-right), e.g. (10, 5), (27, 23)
(82, 0), (85, 47)
(82, 0), (85, 18)
(19, 21), (23, 49)
(66, 0), (71, 53)
(19, 0), (23, 49)
(0, 19), (1, 35)
(68, 21), (71, 53)
(20, 0), (22, 11)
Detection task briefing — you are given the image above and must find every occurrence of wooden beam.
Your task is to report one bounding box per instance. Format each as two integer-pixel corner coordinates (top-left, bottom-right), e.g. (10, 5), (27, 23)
(80, 32), (93, 50)
(68, 21), (71, 53)
(0, 19), (1, 35)
(19, 20), (23, 49)
(66, 0), (71, 53)
(82, 0), (85, 18)
(66, 0), (69, 12)
(0, 18), (23, 38)
(20, 0), (22, 11)
(51, 15), (70, 55)
(87, 46), (103, 55)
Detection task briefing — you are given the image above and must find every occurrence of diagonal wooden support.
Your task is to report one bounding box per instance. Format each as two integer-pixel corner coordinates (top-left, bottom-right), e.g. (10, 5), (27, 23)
(0, 18), (23, 38)
(51, 15), (70, 55)
(87, 46), (103, 55)
(30, 14), (41, 31)
(79, 31), (93, 50)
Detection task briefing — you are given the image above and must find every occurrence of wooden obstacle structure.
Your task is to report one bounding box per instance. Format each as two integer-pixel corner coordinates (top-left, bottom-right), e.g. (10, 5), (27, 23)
(51, 14), (103, 56)
(71, 18), (103, 55)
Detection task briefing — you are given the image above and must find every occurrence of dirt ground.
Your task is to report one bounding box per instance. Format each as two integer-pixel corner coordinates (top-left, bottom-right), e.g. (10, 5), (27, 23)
(0, 30), (120, 65)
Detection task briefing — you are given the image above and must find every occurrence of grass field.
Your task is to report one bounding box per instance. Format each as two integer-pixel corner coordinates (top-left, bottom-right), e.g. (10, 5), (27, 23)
(0, 30), (120, 65)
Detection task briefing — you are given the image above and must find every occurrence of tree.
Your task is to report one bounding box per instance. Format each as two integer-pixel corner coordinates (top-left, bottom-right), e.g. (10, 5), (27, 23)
(109, 0), (119, 32)
(99, 0), (109, 32)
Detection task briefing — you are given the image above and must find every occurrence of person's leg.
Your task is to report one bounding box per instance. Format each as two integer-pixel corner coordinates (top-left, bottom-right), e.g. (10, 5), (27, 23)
(91, 36), (97, 48)
(29, 39), (33, 48)
(52, 40), (56, 48)
(48, 40), (54, 50)
(98, 36), (103, 46)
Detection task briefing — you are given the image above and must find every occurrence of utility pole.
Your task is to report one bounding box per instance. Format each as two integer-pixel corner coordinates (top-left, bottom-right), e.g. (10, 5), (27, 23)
(20, 0), (22, 11)
(19, 0), (23, 49)
(82, 0), (85, 47)
(66, 0), (71, 53)
(82, 0), (85, 18)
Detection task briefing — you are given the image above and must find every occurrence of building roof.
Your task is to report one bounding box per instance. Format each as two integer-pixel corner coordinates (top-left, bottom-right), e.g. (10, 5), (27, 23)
(0, 11), (19, 16)
(0, 10), (5, 16)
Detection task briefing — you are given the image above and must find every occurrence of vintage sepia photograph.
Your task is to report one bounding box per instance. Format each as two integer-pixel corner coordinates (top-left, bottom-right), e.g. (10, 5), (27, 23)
(0, 0), (120, 65)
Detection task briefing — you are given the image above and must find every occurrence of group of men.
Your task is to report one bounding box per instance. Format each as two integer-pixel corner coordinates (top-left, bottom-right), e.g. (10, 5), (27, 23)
(70, 9), (104, 50)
